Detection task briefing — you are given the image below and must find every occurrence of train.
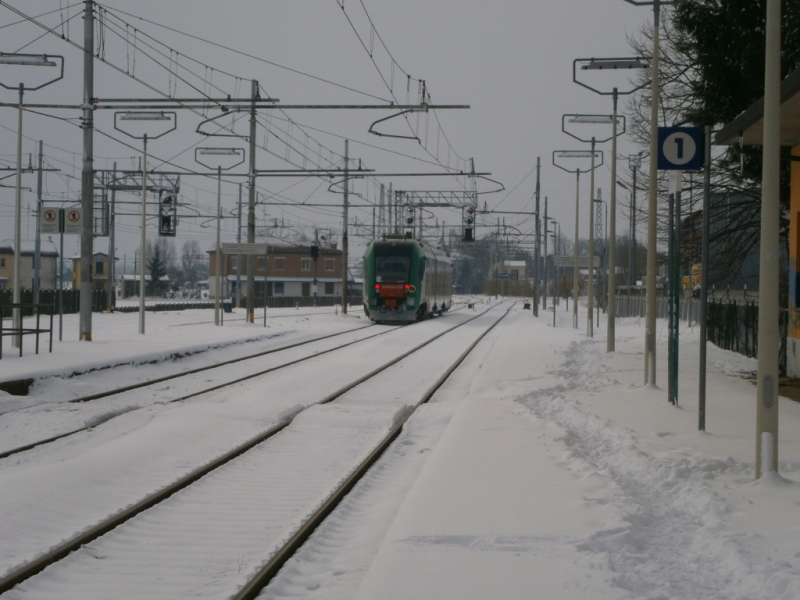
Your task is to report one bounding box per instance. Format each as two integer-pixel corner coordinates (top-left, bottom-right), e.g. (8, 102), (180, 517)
(362, 235), (453, 323)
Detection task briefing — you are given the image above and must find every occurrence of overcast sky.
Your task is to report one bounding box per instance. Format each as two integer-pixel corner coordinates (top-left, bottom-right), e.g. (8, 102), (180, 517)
(0, 1), (663, 269)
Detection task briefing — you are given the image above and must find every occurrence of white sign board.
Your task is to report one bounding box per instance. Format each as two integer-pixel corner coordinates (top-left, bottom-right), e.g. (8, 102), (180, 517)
(222, 243), (268, 255)
(64, 208), (83, 235)
(555, 255), (600, 268)
(40, 208), (60, 234)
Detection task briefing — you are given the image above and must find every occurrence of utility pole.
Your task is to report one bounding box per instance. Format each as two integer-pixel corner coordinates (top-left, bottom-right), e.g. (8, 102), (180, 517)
(246, 79), (258, 323)
(79, 0), (94, 340)
(573, 169), (581, 329)
(543, 196), (548, 310)
(236, 183), (242, 307)
(645, 1), (663, 385)
(341, 140), (349, 314)
(108, 162), (116, 311)
(533, 157), (540, 316)
(33, 140), (43, 305)
(587, 138), (596, 338)
(755, 0), (781, 477)
(608, 88), (619, 352)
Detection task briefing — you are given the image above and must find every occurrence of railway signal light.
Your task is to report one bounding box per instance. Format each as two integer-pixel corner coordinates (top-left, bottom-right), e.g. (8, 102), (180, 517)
(159, 193), (177, 237)
(310, 245), (319, 259)
(404, 204), (415, 225)
(462, 205), (475, 242)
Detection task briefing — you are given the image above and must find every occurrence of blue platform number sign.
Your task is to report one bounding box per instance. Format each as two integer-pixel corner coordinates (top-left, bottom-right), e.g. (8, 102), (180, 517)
(657, 126), (704, 171)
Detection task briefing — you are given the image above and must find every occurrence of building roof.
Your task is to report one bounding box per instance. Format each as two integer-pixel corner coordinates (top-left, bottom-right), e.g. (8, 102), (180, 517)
(715, 67), (800, 146)
(0, 243), (59, 257)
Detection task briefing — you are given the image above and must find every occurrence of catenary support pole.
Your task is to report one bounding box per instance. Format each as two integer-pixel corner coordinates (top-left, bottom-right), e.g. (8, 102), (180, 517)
(214, 166), (222, 326)
(246, 80), (258, 323)
(699, 126), (711, 431)
(341, 140), (349, 314)
(644, 0), (662, 384)
(59, 229), (64, 341)
(587, 138), (596, 338)
(34, 140), (43, 306)
(79, 0), (94, 341)
(534, 157), (541, 316)
(543, 197), (548, 311)
(236, 183), (242, 308)
(12, 83), (24, 348)
(573, 169), (581, 328)
(138, 135), (147, 334)
(108, 162), (116, 311)
(608, 89), (619, 351)
(755, 0), (781, 478)
(630, 162), (638, 288)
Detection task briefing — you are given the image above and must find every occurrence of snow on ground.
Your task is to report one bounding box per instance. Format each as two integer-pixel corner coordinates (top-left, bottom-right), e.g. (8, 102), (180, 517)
(264, 300), (800, 600)
(0, 305), (348, 388)
(1, 296), (799, 599)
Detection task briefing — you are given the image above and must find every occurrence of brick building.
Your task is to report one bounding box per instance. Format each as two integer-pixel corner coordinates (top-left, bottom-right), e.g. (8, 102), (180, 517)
(207, 244), (349, 299)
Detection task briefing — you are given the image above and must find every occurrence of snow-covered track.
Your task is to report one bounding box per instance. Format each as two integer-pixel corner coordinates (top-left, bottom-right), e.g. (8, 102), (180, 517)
(0, 303), (503, 597)
(233, 302), (514, 600)
(0, 324), (383, 460)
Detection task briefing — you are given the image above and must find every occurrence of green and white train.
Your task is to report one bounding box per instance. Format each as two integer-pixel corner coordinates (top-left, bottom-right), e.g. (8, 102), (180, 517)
(362, 235), (453, 323)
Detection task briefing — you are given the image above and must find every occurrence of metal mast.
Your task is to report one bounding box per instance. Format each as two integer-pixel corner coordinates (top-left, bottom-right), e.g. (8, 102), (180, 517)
(79, 0), (94, 340)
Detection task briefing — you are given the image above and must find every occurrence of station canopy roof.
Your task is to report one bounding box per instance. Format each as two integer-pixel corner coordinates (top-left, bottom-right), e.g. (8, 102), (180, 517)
(715, 67), (800, 147)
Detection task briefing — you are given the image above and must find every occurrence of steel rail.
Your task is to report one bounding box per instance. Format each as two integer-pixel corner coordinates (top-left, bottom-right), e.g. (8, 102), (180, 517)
(0, 304), (496, 594)
(0, 324), (379, 460)
(233, 302), (515, 600)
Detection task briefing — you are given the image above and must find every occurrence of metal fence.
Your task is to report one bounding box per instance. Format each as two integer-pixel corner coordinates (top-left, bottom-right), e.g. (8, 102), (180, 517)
(615, 292), (787, 373)
(0, 289), (106, 315)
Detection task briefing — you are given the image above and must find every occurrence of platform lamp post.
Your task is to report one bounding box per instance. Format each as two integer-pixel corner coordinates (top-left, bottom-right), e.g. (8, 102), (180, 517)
(562, 114), (619, 337)
(113, 111), (177, 335)
(623, 0), (684, 383)
(0, 52), (64, 347)
(552, 149), (604, 330)
(573, 57), (648, 350)
(195, 147), (246, 326)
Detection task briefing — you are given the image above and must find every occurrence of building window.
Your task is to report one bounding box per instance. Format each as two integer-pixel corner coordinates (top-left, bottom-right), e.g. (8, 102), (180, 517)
(274, 281), (284, 295)
(96, 261), (104, 275)
(301, 258), (311, 271)
(325, 282), (334, 295)
(274, 257), (286, 271)
(0, 258), (5, 268)
(257, 257), (267, 271)
(325, 258), (335, 272)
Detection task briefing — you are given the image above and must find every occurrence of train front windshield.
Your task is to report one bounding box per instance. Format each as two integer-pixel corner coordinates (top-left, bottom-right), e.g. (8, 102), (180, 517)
(374, 243), (412, 283)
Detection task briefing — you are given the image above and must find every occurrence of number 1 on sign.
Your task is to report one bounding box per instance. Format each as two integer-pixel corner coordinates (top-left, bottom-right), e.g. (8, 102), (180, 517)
(674, 137), (684, 159)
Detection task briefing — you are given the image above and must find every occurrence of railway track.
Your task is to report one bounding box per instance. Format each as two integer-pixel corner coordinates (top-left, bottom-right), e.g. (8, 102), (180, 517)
(0, 301), (502, 596)
(0, 303), (475, 461)
(0, 323), (383, 460)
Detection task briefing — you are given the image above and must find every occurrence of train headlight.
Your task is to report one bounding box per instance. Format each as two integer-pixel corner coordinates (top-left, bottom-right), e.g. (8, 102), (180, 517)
(407, 285), (416, 293)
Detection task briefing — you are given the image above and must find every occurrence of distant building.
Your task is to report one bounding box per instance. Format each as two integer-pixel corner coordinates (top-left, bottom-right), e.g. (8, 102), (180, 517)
(0, 243), (59, 291)
(207, 244), (350, 299)
(491, 260), (526, 280)
(71, 253), (115, 295)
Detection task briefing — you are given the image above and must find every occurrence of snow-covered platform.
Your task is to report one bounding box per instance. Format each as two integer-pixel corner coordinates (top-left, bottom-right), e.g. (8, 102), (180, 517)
(270, 303), (800, 600)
